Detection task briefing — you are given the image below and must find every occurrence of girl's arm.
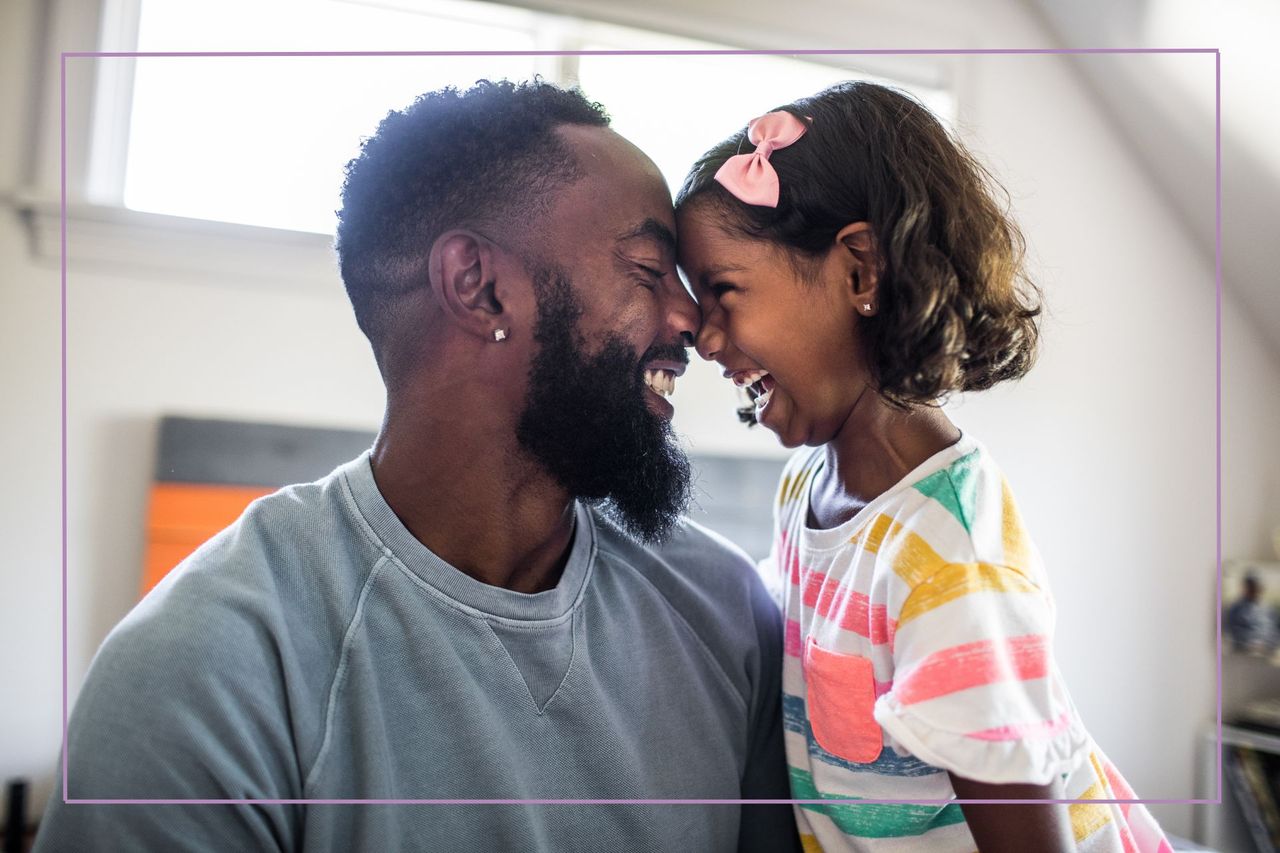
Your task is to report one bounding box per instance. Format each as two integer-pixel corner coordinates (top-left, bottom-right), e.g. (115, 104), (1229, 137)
(947, 772), (1076, 853)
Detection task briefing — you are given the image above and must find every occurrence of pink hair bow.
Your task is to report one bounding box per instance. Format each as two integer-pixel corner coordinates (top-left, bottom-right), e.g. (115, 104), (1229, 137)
(713, 110), (809, 208)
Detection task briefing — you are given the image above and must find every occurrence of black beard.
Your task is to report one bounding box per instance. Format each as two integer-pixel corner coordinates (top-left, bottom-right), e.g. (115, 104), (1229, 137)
(515, 269), (692, 544)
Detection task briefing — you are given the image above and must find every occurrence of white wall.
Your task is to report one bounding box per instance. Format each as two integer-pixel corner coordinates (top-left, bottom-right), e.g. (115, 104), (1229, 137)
(1, 0), (65, 827)
(3, 0), (1277, 840)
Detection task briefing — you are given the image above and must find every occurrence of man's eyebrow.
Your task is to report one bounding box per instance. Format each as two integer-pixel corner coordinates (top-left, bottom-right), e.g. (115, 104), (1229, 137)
(615, 218), (676, 255)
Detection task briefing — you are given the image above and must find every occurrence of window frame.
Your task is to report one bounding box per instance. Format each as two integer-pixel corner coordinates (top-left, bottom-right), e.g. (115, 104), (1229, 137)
(14, 0), (967, 287)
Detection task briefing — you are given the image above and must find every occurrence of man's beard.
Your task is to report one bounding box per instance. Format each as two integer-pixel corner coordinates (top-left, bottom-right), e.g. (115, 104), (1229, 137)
(515, 268), (692, 544)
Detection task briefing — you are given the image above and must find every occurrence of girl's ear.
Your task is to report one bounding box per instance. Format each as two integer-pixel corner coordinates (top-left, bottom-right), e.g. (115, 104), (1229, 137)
(834, 222), (880, 316)
(427, 230), (508, 341)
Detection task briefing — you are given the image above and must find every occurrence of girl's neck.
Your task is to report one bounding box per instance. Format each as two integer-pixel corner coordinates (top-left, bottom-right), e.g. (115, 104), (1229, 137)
(807, 389), (961, 531)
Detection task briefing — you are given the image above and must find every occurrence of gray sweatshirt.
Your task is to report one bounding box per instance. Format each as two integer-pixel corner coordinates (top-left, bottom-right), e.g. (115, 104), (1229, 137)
(35, 452), (798, 852)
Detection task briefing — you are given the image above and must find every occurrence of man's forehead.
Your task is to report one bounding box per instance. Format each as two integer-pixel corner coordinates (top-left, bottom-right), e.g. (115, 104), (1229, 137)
(556, 124), (655, 169)
(559, 126), (669, 195)
(615, 218), (676, 256)
(547, 125), (676, 250)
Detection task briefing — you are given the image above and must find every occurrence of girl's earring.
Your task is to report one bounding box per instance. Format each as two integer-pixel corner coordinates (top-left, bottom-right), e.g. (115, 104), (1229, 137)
(862, 303), (874, 314)
(493, 328), (508, 342)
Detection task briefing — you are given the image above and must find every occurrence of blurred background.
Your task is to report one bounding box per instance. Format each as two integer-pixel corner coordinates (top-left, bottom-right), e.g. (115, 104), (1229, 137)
(1, 0), (1276, 848)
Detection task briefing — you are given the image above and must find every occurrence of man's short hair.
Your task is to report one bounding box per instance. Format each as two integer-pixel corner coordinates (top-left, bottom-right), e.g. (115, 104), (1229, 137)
(335, 79), (610, 353)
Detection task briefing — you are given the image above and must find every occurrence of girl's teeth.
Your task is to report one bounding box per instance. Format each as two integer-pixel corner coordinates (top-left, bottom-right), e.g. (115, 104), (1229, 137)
(754, 387), (773, 409)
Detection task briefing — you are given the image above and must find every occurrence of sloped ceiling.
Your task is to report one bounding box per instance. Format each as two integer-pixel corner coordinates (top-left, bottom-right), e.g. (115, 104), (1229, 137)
(1025, 0), (1280, 359)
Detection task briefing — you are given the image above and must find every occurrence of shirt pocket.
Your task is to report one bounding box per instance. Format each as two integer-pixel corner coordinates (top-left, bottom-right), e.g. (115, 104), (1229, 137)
(803, 635), (883, 763)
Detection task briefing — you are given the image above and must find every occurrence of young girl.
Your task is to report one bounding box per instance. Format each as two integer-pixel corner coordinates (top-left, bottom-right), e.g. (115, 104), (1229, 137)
(675, 82), (1171, 853)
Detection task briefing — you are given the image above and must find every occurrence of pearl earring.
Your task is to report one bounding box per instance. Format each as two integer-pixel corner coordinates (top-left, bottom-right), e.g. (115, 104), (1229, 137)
(493, 328), (508, 342)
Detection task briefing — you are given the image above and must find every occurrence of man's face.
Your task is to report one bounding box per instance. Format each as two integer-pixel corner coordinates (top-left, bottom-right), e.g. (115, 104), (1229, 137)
(514, 127), (701, 543)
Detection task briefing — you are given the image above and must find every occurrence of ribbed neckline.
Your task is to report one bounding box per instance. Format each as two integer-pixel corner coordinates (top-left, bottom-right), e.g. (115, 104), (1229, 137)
(339, 452), (594, 623)
(799, 432), (979, 553)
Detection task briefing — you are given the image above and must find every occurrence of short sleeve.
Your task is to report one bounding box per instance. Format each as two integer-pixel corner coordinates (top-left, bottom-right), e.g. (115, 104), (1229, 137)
(872, 561), (1090, 785)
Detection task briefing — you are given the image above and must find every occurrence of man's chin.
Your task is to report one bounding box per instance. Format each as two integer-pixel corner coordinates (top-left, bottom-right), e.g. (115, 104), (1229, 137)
(517, 273), (690, 541)
(593, 433), (692, 545)
(517, 407), (691, 545)
(594, 495), (685, 546)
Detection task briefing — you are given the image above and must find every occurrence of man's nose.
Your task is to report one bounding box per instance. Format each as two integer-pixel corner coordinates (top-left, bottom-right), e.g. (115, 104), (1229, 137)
(694, 311), (725, 363)
(663, 282), (702, 350)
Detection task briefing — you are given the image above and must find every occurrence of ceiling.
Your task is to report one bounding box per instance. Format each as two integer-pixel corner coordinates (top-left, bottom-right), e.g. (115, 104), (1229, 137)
(1025, 0), (1280, 360)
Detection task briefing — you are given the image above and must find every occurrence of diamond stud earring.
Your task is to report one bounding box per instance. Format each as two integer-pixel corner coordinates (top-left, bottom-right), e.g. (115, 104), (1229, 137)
(862, 303), (873, 313)
(493, 328), (508, 342)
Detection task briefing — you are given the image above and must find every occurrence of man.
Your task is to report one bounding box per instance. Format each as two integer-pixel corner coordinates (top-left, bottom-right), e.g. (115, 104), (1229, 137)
(35, 81), (798, 851)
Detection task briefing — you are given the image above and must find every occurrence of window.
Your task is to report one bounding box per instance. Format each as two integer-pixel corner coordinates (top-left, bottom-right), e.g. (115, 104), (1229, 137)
(89, 0), (953, 235)
(574, 25), (953, 197)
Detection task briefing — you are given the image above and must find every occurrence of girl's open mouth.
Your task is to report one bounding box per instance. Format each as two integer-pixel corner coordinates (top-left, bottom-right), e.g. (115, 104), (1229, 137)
(732, 370), (775, 411)
(749, 374), (775, 410)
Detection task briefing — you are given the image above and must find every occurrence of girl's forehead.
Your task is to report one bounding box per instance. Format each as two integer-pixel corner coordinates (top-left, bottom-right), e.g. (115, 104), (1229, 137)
(677, 208), (774, 265)
(676, 206), (736, 250)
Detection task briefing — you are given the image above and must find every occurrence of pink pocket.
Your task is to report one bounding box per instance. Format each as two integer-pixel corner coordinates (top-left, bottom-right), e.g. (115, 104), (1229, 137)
(803, 636), (883, 763)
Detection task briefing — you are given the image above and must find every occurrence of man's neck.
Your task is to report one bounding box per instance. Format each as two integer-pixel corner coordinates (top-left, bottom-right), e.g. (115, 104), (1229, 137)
(368, 399), (578, 594)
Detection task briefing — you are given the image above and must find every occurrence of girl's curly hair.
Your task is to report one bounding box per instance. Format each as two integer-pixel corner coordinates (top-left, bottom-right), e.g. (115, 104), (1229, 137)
(676, 81), (1042, 412)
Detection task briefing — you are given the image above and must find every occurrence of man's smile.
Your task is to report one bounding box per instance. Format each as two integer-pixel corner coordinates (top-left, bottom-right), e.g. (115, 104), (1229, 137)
(640, 356), (688, 418)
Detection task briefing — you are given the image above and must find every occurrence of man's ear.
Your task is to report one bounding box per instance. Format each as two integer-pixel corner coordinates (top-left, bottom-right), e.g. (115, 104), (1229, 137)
(834, 222), (880, 315)
(428, 230), (507, 341)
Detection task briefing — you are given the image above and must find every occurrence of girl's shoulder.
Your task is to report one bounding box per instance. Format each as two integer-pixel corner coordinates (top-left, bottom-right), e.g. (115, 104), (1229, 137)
(895, 435), (1042, 575)
(901, 433), (990, 523)
(769, 436), (1042, 577)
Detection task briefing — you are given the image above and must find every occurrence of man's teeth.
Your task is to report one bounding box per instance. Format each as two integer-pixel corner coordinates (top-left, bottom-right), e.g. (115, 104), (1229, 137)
(644, 368), (677, 397)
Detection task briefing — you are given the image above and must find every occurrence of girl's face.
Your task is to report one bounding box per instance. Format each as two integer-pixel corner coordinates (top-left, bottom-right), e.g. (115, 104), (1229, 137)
(676, 204), (870, 448)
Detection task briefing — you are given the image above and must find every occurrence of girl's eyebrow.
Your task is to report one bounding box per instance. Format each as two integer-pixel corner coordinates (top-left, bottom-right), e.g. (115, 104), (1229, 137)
(700, 264), (748, 286)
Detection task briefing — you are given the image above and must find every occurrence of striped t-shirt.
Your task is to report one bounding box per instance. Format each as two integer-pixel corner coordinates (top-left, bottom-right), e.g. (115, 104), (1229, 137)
(771, 434), (1170, 852)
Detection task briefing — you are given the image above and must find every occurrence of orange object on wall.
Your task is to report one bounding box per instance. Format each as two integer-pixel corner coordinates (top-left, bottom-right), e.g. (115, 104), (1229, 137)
(140, 482), (274, 597)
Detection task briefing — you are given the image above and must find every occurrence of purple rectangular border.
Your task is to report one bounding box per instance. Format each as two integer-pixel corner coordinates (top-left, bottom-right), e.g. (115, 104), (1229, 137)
(60, 47), (1223, 807)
